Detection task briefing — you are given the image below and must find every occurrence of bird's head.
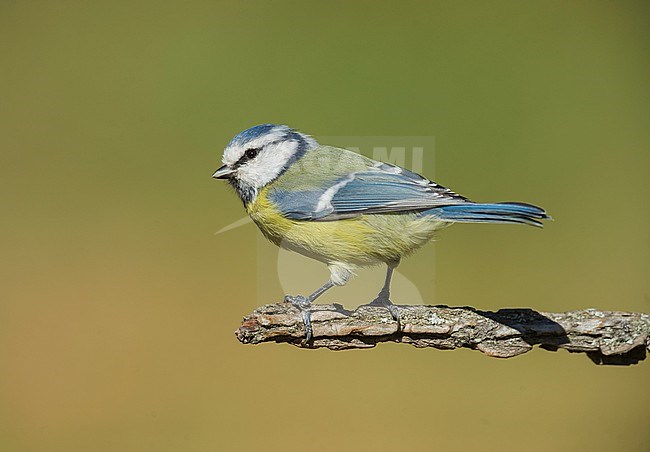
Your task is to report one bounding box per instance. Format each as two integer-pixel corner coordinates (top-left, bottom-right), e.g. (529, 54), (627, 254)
(213, 124), (318, 204)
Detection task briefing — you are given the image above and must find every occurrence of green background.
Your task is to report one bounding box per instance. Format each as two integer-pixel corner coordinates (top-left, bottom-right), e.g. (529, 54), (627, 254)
(1, 1), (648, 451)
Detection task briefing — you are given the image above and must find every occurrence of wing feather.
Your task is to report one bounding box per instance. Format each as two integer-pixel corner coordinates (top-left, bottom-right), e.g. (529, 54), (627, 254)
(268, 160), (470, 221)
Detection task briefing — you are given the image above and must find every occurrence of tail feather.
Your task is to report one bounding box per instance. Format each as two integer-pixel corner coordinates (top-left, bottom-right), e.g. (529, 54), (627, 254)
(428, 202), (551, 228)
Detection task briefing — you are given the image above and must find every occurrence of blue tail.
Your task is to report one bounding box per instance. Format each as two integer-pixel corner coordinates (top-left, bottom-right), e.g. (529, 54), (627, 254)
(428, 202), (551, 228)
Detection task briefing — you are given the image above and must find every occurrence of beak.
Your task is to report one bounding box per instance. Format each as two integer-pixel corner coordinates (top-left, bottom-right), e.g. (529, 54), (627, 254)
(212, 165), (235, 179)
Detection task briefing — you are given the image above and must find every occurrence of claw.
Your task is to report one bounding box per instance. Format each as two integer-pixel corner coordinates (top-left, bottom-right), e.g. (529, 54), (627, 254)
(301, 309), (313, 343)
(387, 303), (401, 331)
(284, 295), (313, 343)
(370, 295), (401, 331)
(284, 295), (310, 309)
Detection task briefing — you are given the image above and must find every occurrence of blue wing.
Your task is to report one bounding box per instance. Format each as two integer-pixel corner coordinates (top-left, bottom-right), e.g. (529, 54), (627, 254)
(268, 162), (469, 221)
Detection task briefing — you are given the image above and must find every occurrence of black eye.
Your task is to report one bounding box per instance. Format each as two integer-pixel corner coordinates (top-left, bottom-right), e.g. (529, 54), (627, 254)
(245, 147), (260, 160)
(234, 147), (262, 168)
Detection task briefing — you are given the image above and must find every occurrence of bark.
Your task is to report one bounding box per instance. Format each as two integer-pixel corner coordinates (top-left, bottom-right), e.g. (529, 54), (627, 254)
(235, 303), (650, 365)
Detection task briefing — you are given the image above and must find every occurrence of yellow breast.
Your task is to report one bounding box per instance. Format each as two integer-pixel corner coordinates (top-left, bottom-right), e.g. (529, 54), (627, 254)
(247, 187), (444, 266)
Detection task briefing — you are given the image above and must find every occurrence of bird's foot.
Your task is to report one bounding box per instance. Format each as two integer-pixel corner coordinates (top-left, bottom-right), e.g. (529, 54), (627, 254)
(369, 295), (401, 331)
(284, 295), (313, 344)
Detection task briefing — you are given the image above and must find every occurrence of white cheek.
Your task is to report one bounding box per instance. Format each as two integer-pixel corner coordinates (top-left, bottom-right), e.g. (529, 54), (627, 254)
(237, 141), (298, 190)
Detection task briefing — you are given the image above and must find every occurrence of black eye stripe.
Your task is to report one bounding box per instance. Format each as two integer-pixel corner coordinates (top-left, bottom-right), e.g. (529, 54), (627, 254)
(235, 147), (262, 166)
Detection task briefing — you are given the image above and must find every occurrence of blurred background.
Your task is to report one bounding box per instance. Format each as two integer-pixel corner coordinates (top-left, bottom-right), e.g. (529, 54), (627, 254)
(1, 1), (648, 451)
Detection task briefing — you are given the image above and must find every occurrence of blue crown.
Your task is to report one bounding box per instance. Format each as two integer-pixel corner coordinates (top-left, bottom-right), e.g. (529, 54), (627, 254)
(228, 124), (287, 148)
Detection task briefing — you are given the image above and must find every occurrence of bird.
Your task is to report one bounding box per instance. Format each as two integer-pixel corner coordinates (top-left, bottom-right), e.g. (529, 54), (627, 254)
(213, 124), (550, 342)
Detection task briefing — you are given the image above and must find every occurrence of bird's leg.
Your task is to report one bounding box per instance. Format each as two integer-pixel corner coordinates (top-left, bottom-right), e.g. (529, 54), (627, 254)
(284, 280), (335, 343)
(370, 261), (401, 329)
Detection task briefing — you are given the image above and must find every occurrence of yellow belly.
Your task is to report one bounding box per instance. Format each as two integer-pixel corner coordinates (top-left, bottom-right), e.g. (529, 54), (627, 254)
(247, 188), (446, 266)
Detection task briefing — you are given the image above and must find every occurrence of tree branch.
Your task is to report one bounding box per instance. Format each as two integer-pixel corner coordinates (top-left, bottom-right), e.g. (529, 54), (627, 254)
(235, 303), (650, 365)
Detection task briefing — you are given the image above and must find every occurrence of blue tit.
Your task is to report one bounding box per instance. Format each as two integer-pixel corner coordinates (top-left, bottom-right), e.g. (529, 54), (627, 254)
(213, 124), (550, 341)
